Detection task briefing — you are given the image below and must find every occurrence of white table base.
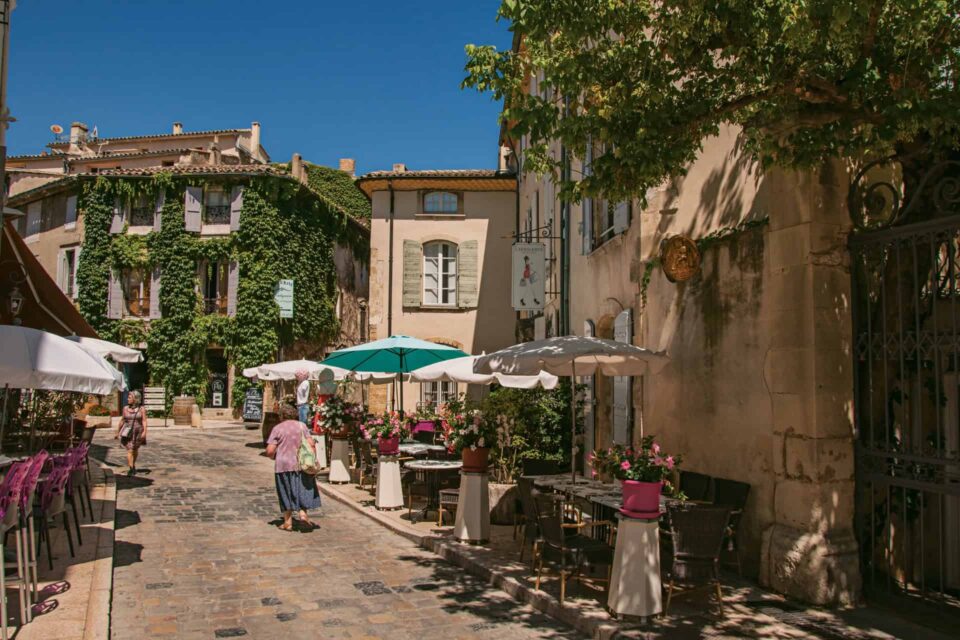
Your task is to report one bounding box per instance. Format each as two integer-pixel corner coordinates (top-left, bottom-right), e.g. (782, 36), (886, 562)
(453, 471), (489, 544)
(312, 434), (328, 470)
(607, 515), (662, 619)
(375, 456), (403, 510)
(328, 438), (351, 484)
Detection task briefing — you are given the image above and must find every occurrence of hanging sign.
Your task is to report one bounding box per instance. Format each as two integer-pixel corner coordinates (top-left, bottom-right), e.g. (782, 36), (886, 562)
(512, 243), (546, 311)
(275, 279), (294, 318)
(659, 236), (701, 283)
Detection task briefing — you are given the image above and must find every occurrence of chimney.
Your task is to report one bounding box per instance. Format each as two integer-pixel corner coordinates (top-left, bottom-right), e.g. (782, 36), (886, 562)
(338, 158), (355, 177)
(208, 136), (222, 165)
(291, 153), (307, 184)
(172, 122), (184, 135)
(250, 122), (262, 162)
(392, 163), (406, 173)
(69, 122), (88, 145)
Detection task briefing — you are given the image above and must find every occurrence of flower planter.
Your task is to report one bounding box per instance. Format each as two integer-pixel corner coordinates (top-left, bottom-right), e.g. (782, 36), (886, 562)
(461, 446), (491, 473)
(621, 480), (662, 515)
(377, 435), (400, 456)
(413, 420), (436, 434)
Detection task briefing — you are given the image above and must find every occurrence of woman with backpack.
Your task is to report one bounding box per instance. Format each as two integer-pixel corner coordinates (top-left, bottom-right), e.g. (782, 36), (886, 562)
(266, 403), (321, 531)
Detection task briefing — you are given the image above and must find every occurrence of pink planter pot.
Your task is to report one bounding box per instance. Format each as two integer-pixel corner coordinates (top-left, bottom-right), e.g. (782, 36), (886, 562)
(621, 480), (662, 515)
(377, 435), (400, 456)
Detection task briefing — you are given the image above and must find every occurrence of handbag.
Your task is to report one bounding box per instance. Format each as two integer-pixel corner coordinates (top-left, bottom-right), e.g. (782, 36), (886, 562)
(298, 433), (320, 475)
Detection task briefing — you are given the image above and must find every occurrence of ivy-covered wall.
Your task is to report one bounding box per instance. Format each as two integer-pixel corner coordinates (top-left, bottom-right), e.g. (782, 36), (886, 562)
(76, 171), (366, 409)
(302, 163), (371, 222)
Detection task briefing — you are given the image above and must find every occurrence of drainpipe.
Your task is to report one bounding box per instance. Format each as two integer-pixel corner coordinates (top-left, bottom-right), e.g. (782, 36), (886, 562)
(560, 97), (571, 336)
(387, 180), (395, 337)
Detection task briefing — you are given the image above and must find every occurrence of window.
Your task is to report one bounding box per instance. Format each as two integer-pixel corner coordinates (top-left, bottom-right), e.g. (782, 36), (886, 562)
(204, 187), (231, 224)
(423, 191), (459, 214)
(422, 241), (457, 306)
(129, 194), (154, 227)
(122, 268), (151, 318)
(199, 259), (229, 315)
(421, 381), (457, 408)
(65, 195), (78, 227)
(25, 202), (41, 237)
(57, 246), (80, 299)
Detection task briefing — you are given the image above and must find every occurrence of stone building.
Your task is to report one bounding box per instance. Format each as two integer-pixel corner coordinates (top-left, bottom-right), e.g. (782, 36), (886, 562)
(357, 166), (517, 410)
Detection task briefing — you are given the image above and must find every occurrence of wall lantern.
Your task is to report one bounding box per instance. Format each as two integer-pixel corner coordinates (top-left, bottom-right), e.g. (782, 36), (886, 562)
(8, 284), (23, 318)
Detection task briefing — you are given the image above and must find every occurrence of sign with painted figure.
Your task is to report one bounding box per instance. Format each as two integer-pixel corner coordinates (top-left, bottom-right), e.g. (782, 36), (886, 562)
(275, 279), (294, 318)
(512, 243), (546, 311)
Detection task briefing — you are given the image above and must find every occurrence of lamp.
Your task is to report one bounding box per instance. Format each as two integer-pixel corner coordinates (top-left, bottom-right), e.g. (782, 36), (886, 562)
(8, 284), (22, 317)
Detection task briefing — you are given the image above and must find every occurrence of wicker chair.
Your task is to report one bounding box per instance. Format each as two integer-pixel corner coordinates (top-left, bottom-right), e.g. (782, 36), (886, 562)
(662, 504), (731, 616)
(437, 470), (460, 526)
(516, 477), (540, 561)
(712, 478), (751, 575)
(403, 469), (430, 520)
(413, 430), (435, 444)
(357, 441), (378, 491)
(532, 493), (615, 603)
(678, 470), (713, 502)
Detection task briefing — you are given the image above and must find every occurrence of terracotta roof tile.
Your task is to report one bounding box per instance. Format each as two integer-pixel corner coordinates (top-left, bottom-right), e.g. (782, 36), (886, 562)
(89, 164), (283, 177)
(48, 128), (248, 147)
(359, 169), (514, 180)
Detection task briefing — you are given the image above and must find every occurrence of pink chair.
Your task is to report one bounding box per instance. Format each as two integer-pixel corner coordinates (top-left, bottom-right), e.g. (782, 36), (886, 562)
(35, 465), (75, 571)
(51, 450), (86, 546)
(0, 461), (29, 639)
(16, 451), (48, 622)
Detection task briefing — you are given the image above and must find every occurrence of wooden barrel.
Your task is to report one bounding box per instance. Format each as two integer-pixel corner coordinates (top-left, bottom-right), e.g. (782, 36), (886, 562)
(172, 396), (195, 426)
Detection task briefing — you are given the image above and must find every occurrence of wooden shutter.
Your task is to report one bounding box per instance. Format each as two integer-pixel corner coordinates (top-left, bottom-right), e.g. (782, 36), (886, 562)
(55, 250), (66, 292)
(227, 260), (239, 317)
(612, 309), (633, 445)
(149, 267), (162, 319)
(229, 186), (243, 231)
(613, 200), (631, 235)
(583, 319), (596, 459)
(184, 186), (202, 232)
(109, 198), (124, 234)
(65, 195), (78, 225)
(107, 270), (124, 319)
(457, 240), (479, 308)
(402, 240), (422, 307)
(153, 191), (165, 232)
(581, 139), (593, 255)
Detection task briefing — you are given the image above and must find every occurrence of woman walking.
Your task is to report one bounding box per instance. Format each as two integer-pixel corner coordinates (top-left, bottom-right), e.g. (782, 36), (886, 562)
(115, 390), (147, 476)
(266, 404), (321, 531)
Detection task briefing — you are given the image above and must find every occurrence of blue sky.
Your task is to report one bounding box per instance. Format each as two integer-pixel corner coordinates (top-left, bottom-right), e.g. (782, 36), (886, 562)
(7, 1), (510, 175)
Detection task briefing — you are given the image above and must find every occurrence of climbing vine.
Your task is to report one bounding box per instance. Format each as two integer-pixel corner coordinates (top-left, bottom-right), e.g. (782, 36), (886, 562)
(74, 170), (362, 410)
(302, 162), (371, 221)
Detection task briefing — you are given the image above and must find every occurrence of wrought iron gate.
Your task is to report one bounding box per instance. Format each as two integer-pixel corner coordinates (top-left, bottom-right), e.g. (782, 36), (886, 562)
(849, 158), (960, 610)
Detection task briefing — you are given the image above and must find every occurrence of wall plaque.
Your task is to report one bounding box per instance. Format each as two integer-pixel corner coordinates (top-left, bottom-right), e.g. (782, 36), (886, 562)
(659, 235), (701, 283)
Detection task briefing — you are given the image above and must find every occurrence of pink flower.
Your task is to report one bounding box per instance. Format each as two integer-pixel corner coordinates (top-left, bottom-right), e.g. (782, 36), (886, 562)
(651, 443), (661, 455)
(620, 461), (631, 471)
(591, 470), (598, 478)
(665, 456), (675, 470)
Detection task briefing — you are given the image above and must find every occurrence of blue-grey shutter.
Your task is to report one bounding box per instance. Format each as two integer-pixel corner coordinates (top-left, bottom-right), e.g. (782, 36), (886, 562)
(65, 195), (78, 225)
(184, 186), (202, 232)
(614, 200), (631, 235)
(581, 140), (593, 255)
(457, 240), (479, 308)
(612, 309), (632, 445)
(583, 319), (596, 461)
(229, 186), (243, 231)
(153, 191), (165, 232)
(149, 267), (161, 319)
(109, 198), (124, 234)
(107, 270), (124, 319)
(402, 240), (422, 307)
(227, 260), (239, 317)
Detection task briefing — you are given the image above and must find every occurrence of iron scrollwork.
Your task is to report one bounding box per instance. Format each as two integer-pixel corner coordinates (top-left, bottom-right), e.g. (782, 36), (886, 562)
(849, 156), (960, 231)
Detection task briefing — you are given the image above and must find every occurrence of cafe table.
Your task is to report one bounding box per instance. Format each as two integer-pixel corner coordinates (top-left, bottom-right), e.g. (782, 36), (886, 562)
(398, 443), (446, 458)
(403, 459), (462, 520)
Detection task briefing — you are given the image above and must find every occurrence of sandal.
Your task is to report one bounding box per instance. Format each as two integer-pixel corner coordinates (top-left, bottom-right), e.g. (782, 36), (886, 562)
(277, 523), (294, 531)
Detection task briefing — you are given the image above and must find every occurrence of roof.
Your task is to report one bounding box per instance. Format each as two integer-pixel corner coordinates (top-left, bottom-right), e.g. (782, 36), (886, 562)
(48, 128), (248, 148)
(66, 148), (194, 163)
(355, 169), (517, 197)
(0, 220), (99, 338)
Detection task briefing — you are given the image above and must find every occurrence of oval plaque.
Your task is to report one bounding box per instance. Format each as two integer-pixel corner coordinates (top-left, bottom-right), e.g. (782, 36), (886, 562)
(659, 235), (701, 283)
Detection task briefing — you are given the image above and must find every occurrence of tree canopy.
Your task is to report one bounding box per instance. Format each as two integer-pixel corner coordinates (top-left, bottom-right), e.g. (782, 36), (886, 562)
(463, 0), (960, 203)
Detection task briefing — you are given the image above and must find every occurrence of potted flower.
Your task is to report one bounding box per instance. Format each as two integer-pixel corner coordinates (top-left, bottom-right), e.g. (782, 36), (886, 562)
(590, 436), (681, 515)
(318, 396), (365, 439)
(85, 403), (112, 428)
(439, 403), (497, 472)
(359, 411), (411, 456)
(412, 405), (439, 435)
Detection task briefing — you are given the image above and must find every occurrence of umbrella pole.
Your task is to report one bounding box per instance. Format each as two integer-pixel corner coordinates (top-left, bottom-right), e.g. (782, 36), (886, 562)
(0, 384), (8, 453)
(571, 361), (577, 484)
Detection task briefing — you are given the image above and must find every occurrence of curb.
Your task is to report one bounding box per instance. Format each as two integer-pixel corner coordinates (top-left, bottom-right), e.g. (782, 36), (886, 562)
(318, 481), (625, 640)
(82, 463), (117, 640)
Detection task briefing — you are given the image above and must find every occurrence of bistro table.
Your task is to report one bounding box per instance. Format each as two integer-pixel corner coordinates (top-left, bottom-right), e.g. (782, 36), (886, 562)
(404, 459), (462, 520)
(398, 443), (446, 458)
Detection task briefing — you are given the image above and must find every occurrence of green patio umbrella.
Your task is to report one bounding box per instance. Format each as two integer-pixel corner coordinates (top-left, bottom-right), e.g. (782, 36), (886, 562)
(320, 335), (468, 410)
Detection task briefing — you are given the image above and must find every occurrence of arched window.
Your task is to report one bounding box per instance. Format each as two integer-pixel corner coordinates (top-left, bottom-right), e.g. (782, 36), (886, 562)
(422, 241), (457, 306)
(423, 191), (459, 214)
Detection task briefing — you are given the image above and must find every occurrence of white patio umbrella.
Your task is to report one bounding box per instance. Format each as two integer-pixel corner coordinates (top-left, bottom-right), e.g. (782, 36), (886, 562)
(255, 359), (335, 383)
(64, 336), (143, 363)
(410, 355), (559, 389)
(474, 336), (669, 482)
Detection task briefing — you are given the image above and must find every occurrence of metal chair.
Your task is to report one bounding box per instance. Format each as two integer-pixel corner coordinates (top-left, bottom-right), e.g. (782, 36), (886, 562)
(662, 504), (731, 616)
(532, 493), (615, 603)
(16, 451), (49, 622)
(521, 459), (564, 476)
(357, 441), (378, 491)
(516, 477), (541, 562)
(413, 430), (434, 444)
(35, 465), (76, 571)
(0, 461), (30, 638)
(712, 478), (751, 575)
(403, 469), (429, 520)
(51, 451), (85, 545)
(437, 480), (459, 527)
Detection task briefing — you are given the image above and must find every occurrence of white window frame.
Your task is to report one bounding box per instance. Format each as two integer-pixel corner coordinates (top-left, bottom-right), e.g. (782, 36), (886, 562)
(421, 381), (457, 408)
(121, 267), (151, 318)
(422, 191), (460, 214)
(422, 241), (457, 307)
(129, 193), (154, 227)
(25, 202), (42, 238)
(198, 259), (229, 315)
(203, 186), (231, 225)
(57, 246), (80, 299)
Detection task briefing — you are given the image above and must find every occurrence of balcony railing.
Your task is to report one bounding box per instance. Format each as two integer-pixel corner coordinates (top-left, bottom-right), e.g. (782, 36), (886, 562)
(130, 207), (154, 227)
(203, 297), (228, 315)
(204, 205), (231, 225)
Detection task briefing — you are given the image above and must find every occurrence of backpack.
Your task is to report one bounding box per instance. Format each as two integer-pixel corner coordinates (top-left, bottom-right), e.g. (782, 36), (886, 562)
(298, 432), (320, 475)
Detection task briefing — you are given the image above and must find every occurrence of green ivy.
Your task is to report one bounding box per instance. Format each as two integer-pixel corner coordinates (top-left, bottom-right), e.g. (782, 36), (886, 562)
(109, 233), (151, 270)
(302, 163), (371, 221)
(76, 179), (116, 338)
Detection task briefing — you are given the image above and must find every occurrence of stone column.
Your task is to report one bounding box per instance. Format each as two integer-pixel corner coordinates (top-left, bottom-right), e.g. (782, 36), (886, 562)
(760, 159), (862, 606)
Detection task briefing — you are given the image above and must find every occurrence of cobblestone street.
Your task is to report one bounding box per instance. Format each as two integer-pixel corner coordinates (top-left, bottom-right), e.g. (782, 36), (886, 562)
(93, 427), (584, 640)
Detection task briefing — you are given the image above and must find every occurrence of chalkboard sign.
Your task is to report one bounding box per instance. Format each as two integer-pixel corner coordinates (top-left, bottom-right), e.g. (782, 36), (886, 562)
(242, 388), (264, 423)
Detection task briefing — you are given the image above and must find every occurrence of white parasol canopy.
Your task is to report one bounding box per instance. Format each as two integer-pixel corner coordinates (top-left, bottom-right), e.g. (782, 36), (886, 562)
(410, 355), (559, 389)
(0, 326), (125, 395)
(254, 359), (335, 383)
(64, 336), (143, 363)
(473, 336), (669, 377)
